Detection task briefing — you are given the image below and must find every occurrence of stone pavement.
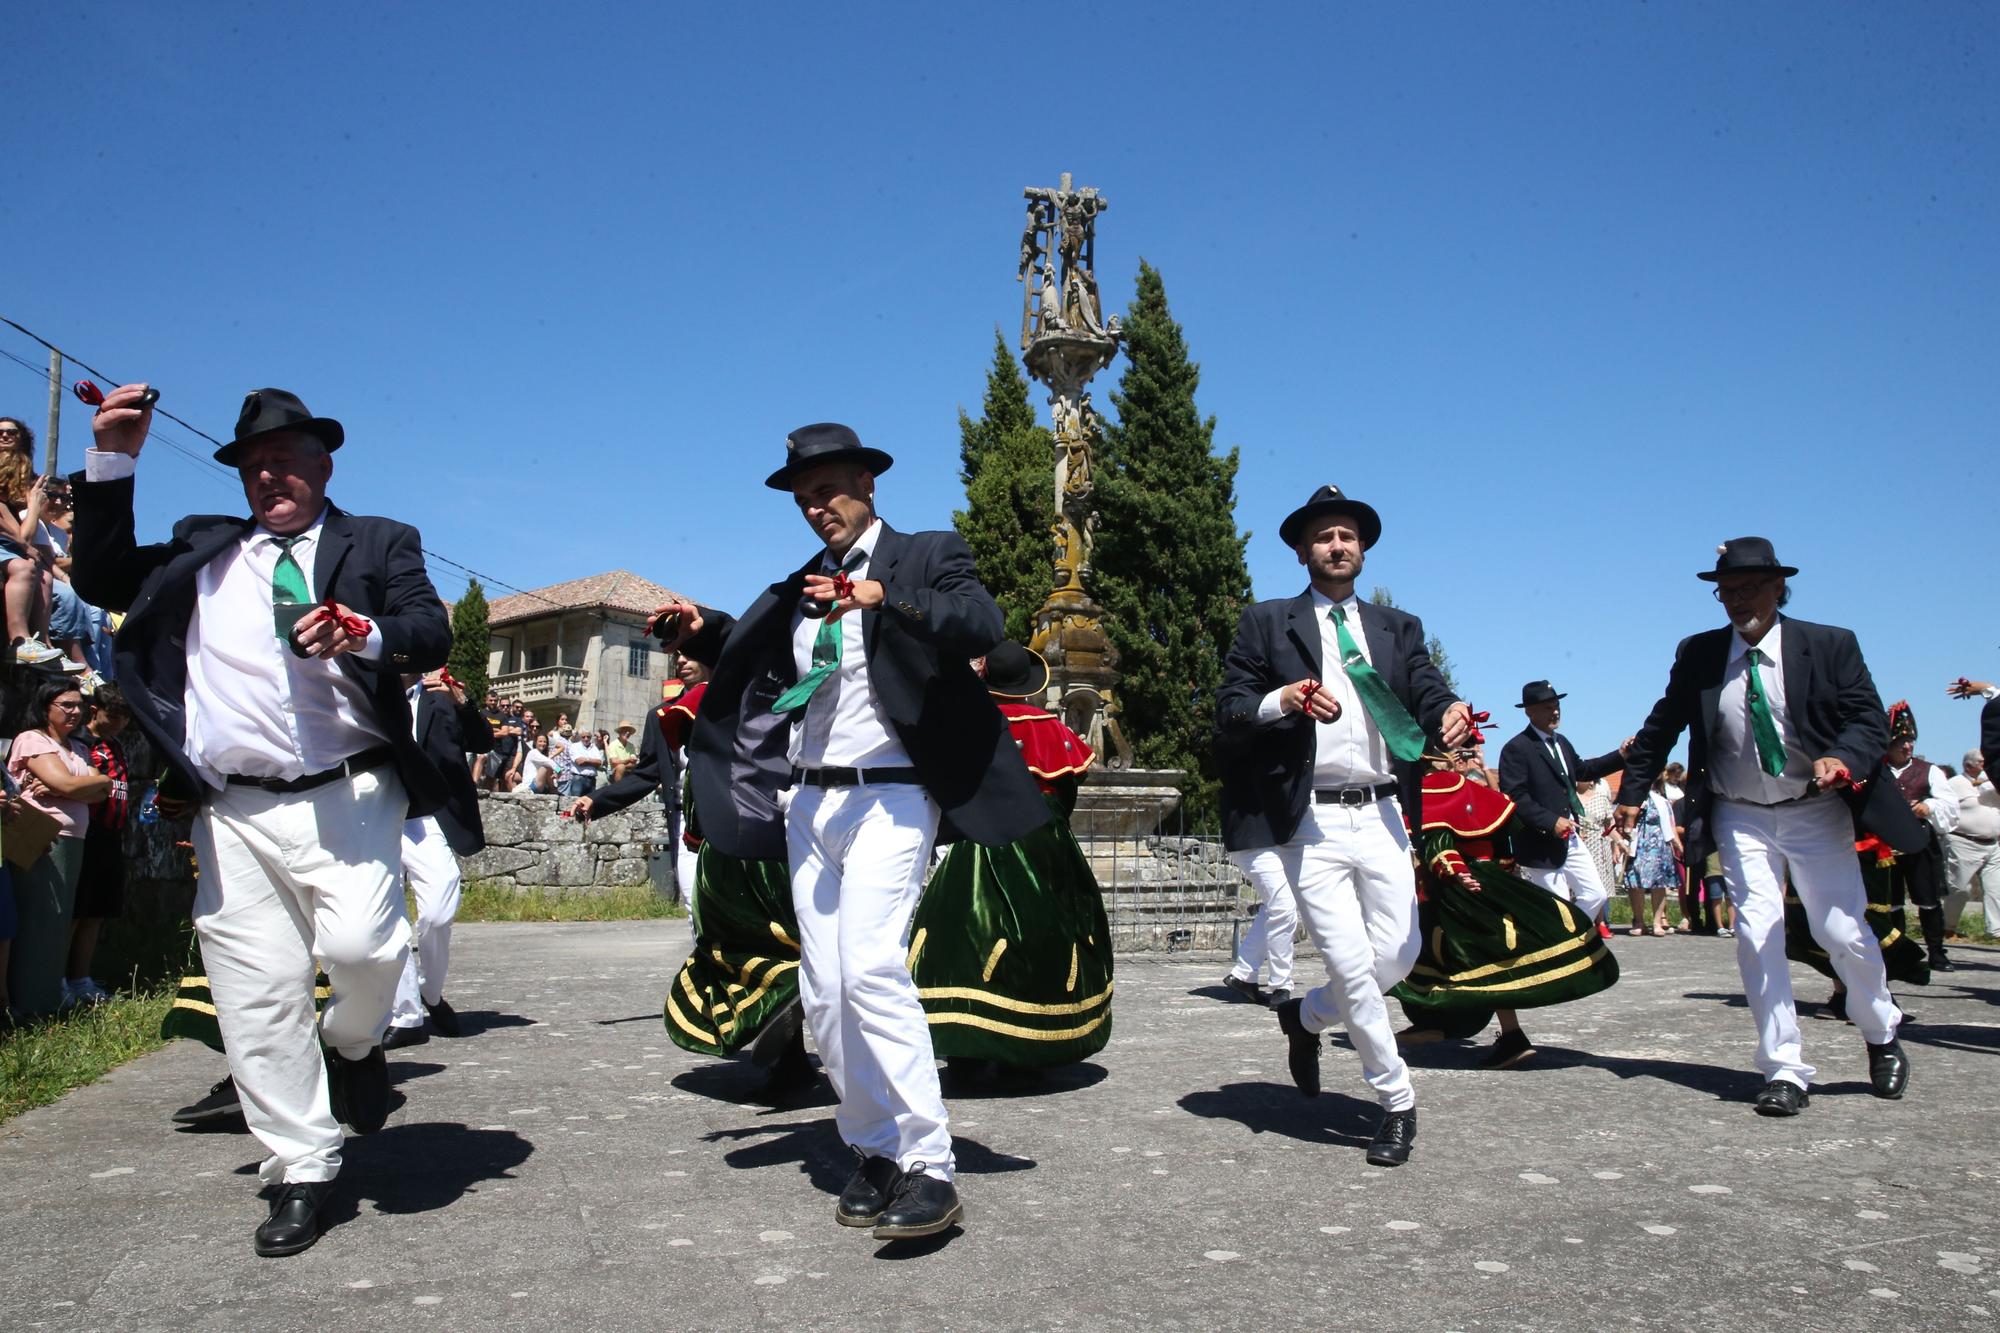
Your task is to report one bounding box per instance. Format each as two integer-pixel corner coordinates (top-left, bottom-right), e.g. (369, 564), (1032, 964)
(4, 922), (1998, 1332)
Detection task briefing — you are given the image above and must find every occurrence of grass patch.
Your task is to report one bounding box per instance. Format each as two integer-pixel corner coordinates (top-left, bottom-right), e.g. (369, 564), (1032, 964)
(1, 986), (174, 1125)
(452, 878), (683, 923)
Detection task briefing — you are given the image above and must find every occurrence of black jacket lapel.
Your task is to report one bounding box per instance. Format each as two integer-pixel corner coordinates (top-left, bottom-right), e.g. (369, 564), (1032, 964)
(312, 507), (354, 601)
(1779, 618), (1812, 738)
(1285, 593), (1323, 679)
(1357, 601), (1398, 693)
(863, 523), (905, 659)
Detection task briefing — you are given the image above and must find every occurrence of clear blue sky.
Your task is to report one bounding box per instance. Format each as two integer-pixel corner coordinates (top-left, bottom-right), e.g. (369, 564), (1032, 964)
(5, 2), (1994, 762)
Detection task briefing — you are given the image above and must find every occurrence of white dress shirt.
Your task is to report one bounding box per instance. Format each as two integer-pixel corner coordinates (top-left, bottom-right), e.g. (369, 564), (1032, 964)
(788, 519), (913, 770)
(1710, 619), (1812, 804)
(1946, 772), (1999, 841)
(1889, 759), (1960, 834)
(1253, 588), (1395, 789)
(84, 449), (389, 788)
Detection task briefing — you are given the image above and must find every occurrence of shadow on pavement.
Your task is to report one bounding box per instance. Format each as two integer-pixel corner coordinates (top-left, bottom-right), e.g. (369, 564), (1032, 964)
(1895, 1022), (2000, 1054)
(314, 1123), (535, 1232)
(1187, 984), (1271, 1005)
(1177, 1081), (1376, 1147)
(1529, 1045), (1764, 1101)
(701, 1119), (1035, 1195)
(671, 1062), (839, 1110)
(447, 1010), (539, 1037)
(387, 1060), (446, 1087)
(941, 1060), (1108, 1100)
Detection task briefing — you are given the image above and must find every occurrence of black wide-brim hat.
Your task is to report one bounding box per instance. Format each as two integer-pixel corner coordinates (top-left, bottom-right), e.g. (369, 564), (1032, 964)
(764, 422), (894, 491)
(1696, 536), (1798, 582)
(1278, 484), (1381, 549)
(1514, 679), (1567, 709)
(983, 641), (1050, 699)
(213, 388), (344, 467)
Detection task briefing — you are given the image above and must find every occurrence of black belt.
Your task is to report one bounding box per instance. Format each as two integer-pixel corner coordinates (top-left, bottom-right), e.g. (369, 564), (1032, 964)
(791, 765), (922, 788)
(1314, 782), (1399, 806)
(1956, 832), (1998, 845)
(224, 746), (396, 794)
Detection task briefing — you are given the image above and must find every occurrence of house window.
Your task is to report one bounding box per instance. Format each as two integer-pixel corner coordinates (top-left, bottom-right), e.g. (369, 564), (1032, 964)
(628, 639), (650, 678)
(527, 644), (553, 671)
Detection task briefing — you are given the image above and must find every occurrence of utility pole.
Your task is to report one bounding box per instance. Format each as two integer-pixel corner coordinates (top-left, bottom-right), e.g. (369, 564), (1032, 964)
(44, 350), (62, 474)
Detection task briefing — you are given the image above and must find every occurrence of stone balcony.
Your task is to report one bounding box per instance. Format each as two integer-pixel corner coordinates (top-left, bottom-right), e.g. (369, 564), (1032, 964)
(492, 665), (588, 708)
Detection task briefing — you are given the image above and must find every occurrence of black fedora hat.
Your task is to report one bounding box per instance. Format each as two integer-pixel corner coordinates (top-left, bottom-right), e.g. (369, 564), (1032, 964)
(1514, 680), (1567, 709)
(1697, 536), (1798, 582)
(983, 641), (1050, 699)
(1278, 484), (1382, 549)
(764, 422), (895, 491)
(213, 389), (344, 467)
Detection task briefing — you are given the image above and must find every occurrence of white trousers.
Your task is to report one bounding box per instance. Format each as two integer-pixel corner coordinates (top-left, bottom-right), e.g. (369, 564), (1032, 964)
(677, 838), (700, 921)
(191, 768), (409, 1185)
(390, 815), (463, 1029)
(1264, 799), (1420, 1111)
(1518, 835), (1612, 923)
(1227, 846), (1297, 990)
(785, 782), (952, 1178)
(1943, 833), (1999, 933)
(1715, 795), (1899, 1088)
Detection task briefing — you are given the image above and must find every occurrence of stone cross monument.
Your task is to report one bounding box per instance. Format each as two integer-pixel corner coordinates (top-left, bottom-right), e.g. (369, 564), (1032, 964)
(1018, 173), (1133, 769)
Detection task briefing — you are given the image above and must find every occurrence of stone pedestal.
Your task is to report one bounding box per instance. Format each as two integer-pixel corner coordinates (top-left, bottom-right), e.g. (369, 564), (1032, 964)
(1070, 767), (1184, 838)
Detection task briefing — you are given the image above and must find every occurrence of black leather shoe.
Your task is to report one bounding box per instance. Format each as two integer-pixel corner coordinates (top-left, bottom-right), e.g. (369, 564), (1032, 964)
(872, 1166), (964, 1240)
(1812, 989), (1849, 1023)
(835, 1154), (902, 1228)
(425, 996), (462, 1036)
(1366, 1108), (1417, 1167)
(1222, 975), (1267, 1005)
(1867, 1038), (1910, 1099)
(381, 1024), (429, 1051)
(1754, 1080), (1809, 1116)
(1479, 1029), (1536, 1070)
(1928, 951), (1957, 974)
(326, 1047), (390, 1133)
(1264, 987), (1292, 1007)
(1273, 998), (1321, 1097)
(253, 1181), (330, 1257)
(171, 1076), (242, 1125)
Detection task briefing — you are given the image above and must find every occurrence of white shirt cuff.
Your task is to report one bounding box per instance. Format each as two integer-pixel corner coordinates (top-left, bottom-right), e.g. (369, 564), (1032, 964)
(1256, 688), (1286, 723)
(83, 449), (138, 482)
(1984, 685), (2000, 701)
(351, 623), (385, 662)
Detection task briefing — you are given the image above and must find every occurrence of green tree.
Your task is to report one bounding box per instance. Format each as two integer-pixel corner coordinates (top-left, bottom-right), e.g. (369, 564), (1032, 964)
(449, 578), (492, 699)
(1094, 260), (1253, 828)
(1369, 585), (1460, 695)
(953, 329), (1057, 641)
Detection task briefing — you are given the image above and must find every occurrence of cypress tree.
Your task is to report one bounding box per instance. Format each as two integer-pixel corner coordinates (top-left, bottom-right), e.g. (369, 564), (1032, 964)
(1370, 586), (1460, 695)
(954, 329), (1058, 642)
(1094, 260), (1252, 828)
(448, 578), (492, 699)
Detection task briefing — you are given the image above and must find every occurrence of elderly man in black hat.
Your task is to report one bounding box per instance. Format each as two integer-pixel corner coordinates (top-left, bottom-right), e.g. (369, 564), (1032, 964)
(1215, 485), (1471, 1167)
(1617, 537), (1911, 1117)
(69, 384), (451, 1255)
(1499, 681), (1629, 938)
(649, 423), (1045, 1239)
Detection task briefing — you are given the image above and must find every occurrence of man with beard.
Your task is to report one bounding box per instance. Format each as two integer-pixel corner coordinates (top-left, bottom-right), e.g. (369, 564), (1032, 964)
(1617, 538), (1908, 1117)
(1214, 485), (1471, 1167)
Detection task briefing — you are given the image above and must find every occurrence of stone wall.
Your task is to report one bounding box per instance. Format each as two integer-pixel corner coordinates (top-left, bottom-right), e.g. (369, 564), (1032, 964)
(458, 791), (672, 891)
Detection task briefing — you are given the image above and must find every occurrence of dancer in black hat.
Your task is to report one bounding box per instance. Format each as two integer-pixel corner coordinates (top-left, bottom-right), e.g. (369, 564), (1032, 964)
(1618, 538), (1914, 1116)
(1215, 485), (1471, 1166)
(1499, 681), (1630, 945)
(649, 423), (1045, 1239)
(69, 384), (451, 1255)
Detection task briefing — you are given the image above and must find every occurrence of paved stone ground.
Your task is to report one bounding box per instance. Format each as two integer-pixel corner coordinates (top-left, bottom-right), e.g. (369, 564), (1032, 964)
(4, 922), (1998, 1331)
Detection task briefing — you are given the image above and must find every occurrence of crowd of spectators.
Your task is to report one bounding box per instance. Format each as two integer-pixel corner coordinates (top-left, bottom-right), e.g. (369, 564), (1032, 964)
(467, 688), (634, 807)
(0, 417), (113, 685)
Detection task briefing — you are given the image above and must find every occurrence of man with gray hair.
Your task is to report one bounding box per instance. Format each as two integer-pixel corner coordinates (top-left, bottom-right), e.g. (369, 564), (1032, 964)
(1944, 743), (1999, 937)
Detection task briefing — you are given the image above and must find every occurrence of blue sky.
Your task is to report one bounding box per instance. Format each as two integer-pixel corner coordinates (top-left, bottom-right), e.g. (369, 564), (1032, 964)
(5, 2), (1994, 762)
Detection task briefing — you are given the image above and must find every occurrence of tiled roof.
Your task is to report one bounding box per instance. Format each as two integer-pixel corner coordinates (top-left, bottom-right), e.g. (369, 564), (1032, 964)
(486, 570), (689, 627)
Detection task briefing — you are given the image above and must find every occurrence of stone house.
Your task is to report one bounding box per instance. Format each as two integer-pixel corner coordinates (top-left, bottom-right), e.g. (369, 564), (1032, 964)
(486, 570), (695, 733)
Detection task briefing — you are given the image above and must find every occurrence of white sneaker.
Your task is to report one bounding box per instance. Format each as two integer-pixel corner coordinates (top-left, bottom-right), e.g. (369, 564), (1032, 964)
(74, 978), (113, 1004)
(13, 637), (63, 666)
(58, 657), (91, 677)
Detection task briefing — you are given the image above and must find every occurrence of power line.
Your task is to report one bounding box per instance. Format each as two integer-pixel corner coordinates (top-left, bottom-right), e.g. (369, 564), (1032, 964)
(0, 314), (667, 639)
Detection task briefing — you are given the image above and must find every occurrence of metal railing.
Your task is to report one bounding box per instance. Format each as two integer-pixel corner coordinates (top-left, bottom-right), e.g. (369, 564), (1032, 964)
(1074, 798), (1253, 953)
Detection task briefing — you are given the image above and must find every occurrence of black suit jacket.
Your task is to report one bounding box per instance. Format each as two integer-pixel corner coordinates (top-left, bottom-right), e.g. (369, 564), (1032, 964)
(416, 689), (493, 855)
(678, 522), (1047, 862)
(1618, 616), (1910, 862)
(585, 700), (683, 821)
(1498, 726), (1624, 868)
(1983, 696), (2000, 780)
(1214, 592), (1458, 851)
(68, 473), (453, 816)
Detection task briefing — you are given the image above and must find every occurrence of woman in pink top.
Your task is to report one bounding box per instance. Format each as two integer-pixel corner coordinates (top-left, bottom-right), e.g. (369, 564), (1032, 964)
(6, 677), (111, 1015)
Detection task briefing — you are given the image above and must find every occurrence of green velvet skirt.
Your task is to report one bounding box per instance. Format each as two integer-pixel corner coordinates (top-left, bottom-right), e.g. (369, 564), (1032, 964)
(908, 803), (1114, 1067)
(662, 847), (803, 1057)
(1391, 860), (1621, 1038)
(1783, 854), (1930, 987)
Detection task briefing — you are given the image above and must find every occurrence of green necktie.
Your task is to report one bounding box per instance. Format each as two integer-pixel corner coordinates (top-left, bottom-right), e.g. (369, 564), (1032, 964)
(1744, 648), (1788, 777)
(271, 535), (312, 641)
(1329, 605), (1428, 763)
(771, 553), (862, 715)
(1548, 738), (1586, 819)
